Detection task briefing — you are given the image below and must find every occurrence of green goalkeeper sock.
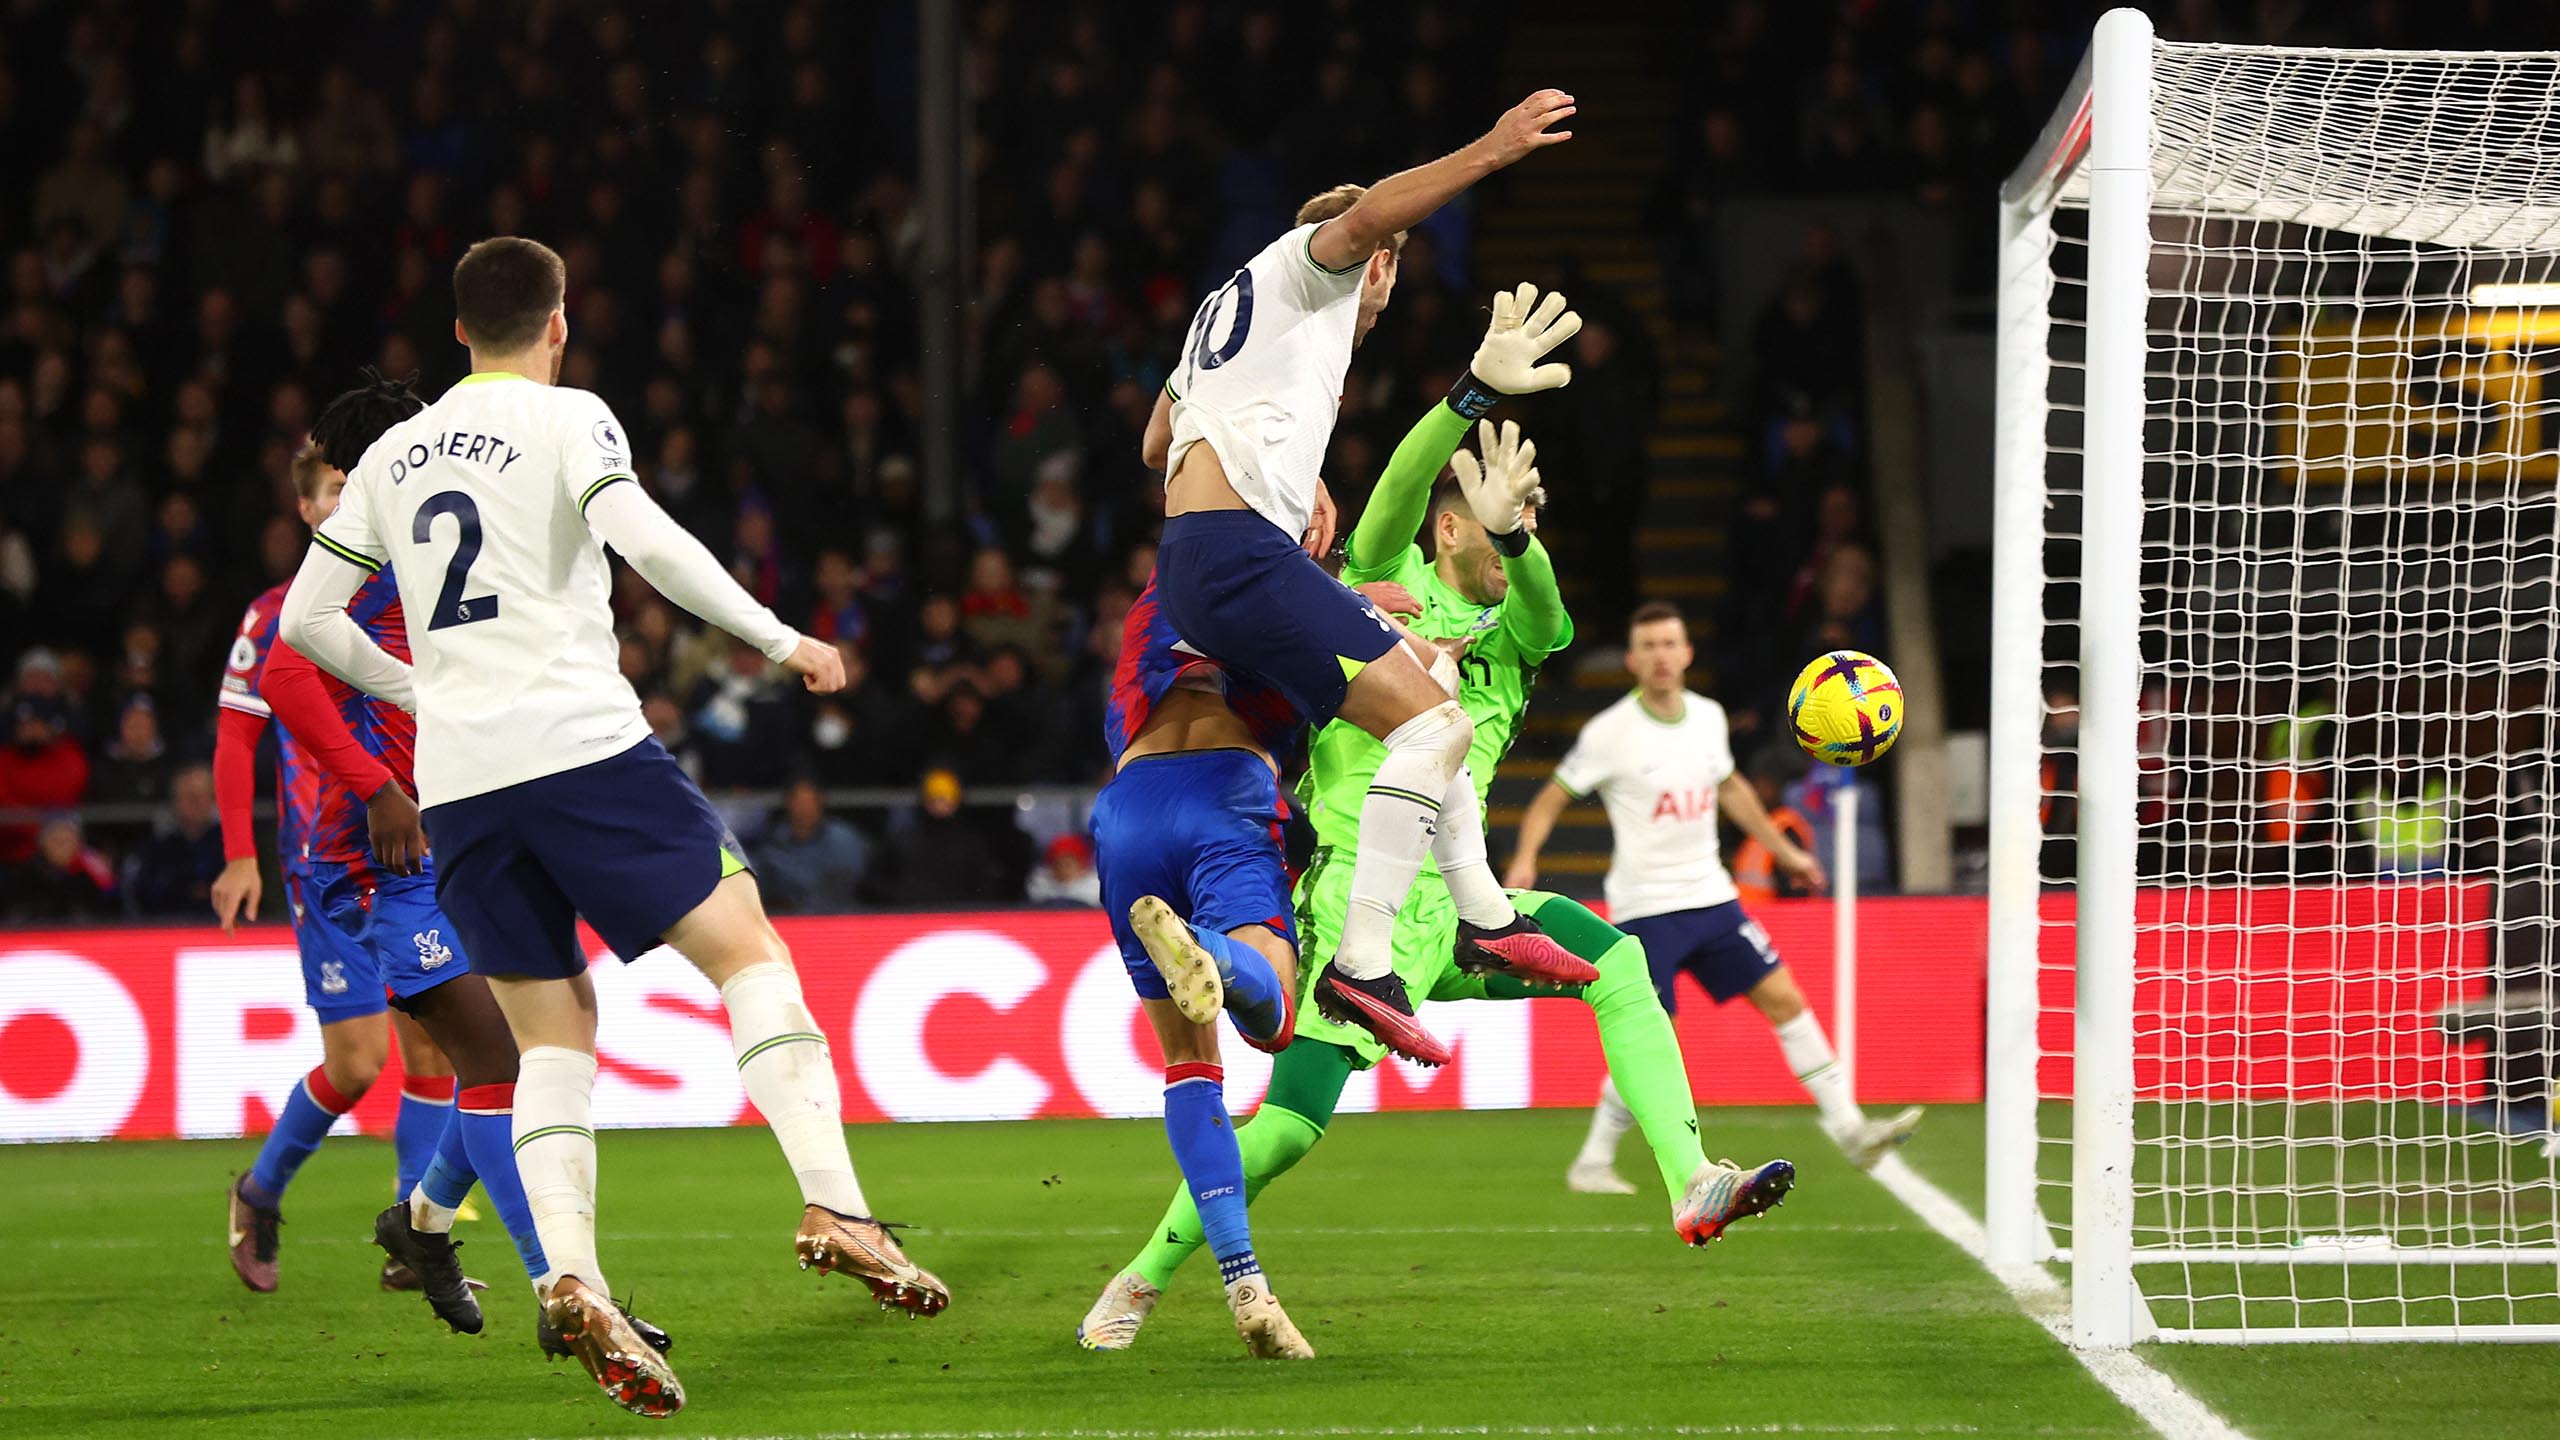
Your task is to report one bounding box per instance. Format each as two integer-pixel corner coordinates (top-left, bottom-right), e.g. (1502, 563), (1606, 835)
(1125, 1041), (1354, 1290)
(1513, 894), (1709, 1198)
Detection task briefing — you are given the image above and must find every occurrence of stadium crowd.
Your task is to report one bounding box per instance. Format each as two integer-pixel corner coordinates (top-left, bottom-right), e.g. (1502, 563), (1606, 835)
(8, 0), (2512, 918)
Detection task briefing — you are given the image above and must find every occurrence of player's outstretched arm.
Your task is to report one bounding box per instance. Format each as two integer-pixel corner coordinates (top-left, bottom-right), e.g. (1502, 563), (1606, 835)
(1346, 404), (1469, 575)
(1504, 779), (1576, 889)
(1717, 772), (1827, 892)
(281, 544), (418, 711)
(1308, 89), (1575, 271)
(582, 481), (841, 694)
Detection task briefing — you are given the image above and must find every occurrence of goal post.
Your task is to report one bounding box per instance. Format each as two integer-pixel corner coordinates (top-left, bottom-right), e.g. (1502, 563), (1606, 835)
(1989, 7), (2560, 1345)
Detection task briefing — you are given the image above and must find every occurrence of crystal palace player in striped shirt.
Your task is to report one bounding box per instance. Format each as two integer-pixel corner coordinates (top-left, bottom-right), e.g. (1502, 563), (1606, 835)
(1084, 577), (1316, 1359)
(215, 393), (460, 1298)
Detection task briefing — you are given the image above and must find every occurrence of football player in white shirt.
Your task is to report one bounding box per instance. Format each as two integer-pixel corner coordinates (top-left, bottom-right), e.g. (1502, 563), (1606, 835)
(1139, 88), (1589, 1066)
(281, 238), (942, 1419)
(1506, 602), (1922, 1180)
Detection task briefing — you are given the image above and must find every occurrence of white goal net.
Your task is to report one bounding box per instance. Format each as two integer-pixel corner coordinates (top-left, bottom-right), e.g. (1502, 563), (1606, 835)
(1988, 9), (2560, 1344)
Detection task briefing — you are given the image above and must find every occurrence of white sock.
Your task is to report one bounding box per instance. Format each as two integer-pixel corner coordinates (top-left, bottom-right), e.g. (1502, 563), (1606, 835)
(1431, 763), (1519, 928)
(514, 1045), (605, 1297)
(407, 1185), (461, 1235)
(1576, 1076), (1636, 1169)
(723, 961), (869, 1216)
(1338, 702), (1471, 979)
(1775, 1011), (1864, 1131)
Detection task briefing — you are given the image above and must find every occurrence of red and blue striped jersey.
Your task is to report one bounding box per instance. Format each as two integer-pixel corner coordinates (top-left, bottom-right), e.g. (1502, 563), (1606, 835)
(299, 572), (415, 865)
(1104, 579), (1301, 764)
(219, 584), (317, 872)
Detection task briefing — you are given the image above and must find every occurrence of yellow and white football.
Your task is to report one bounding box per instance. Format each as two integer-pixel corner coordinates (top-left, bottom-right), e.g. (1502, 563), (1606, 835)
(1788, 650), (1905, 767)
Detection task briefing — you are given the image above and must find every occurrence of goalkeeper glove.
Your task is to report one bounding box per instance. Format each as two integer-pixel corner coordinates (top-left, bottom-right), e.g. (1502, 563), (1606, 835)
(1448, 417), (1546, 556)
(1447, 283), (1582, 421)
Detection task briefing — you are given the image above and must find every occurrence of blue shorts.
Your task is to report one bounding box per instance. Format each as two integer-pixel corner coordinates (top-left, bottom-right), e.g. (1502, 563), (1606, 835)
(1620, 901), (1783, 1011)
(1154, 509), (1401, 725)
(1092, 749), (1299, 1000)
(287, 866), (388, 1025)
(423, 737), (746, 981)
(309, 860), (473, 1011)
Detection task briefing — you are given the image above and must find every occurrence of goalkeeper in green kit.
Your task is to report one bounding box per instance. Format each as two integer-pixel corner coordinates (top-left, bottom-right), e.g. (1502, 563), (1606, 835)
(1078, 296), (1796, 1349)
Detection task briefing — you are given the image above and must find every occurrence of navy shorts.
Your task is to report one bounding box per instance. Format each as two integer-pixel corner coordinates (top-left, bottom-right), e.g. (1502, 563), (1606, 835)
(1092, 748), (1299, 1000)
(1620, 901), (1784, 1011)
(309, 860), (472, 1011)
(1154, 509), (1401, 725)
(287, 866), (388, 1024)
(423, 737), (746, 981)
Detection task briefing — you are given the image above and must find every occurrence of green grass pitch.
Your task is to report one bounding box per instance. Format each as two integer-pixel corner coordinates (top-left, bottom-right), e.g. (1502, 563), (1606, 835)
(7, 1107), (2557, 1437)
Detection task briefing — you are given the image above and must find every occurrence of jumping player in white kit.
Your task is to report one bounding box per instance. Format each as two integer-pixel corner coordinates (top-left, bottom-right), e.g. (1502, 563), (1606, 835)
(1143, 88), (1590, 1066)
(282, 237), (941, 1419)
(1506, 603), (1922, 1183)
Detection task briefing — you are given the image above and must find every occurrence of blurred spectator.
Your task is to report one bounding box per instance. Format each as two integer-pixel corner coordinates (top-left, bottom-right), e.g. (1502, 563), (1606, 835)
(869, 768), (1015, 907)
(5, 814), (118, 921)
(960, 547), (1059, 667)
(753, 778), (868, 915)
(805, 645), (925, 789)
(123, 763), (223, 915)
(89, 694), (173, 806)
(0, 687), (91, 863)
(688, 638), (798, 790)
(1549, 304), (1658, 633)
(1027, 833), (1101, 907)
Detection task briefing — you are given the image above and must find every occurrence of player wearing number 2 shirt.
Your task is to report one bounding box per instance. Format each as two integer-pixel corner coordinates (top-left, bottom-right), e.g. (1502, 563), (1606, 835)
(282, 237), (938, 1419)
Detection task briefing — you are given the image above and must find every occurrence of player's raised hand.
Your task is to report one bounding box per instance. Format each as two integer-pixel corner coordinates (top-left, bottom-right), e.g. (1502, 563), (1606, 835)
(367, 781), (428, 878)
(1450, 418), (1546, 538)
(1468, 283), (1581, 396)
(211, 856), (263, 934)
(784, 635), (848, 694)
(1355, 581), (1422, 618)
(1483, 89), (1576, 167)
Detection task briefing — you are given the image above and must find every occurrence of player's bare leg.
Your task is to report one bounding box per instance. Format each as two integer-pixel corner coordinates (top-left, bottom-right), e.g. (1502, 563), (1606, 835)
(1747, 967), (1922, 1169)
(666, 871), (948, 1316)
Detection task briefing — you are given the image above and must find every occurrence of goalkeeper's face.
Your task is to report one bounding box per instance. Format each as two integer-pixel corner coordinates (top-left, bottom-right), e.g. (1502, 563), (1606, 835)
(1434, 506), (1513, 606)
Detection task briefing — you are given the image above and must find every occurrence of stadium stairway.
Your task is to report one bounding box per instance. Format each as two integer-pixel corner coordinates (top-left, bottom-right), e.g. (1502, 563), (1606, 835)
(1471, 11), (1745, 897)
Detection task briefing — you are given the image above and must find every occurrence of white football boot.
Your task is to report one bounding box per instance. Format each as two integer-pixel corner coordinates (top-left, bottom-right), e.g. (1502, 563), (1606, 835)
(1075, 1271), (1162, 1351)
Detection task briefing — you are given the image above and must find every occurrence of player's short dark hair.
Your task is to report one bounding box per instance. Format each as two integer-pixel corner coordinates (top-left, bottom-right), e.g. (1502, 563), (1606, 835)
(308, 367), (425, 475)
(451, 236), (566, 352)
(1628, 600), (1689, 634)
(1428, 473), (1464, 523)
(1297, 184), (1407, 259)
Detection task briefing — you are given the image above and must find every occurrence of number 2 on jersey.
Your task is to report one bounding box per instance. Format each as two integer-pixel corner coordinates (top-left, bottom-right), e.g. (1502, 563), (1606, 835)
(413, 491), (500, 631)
